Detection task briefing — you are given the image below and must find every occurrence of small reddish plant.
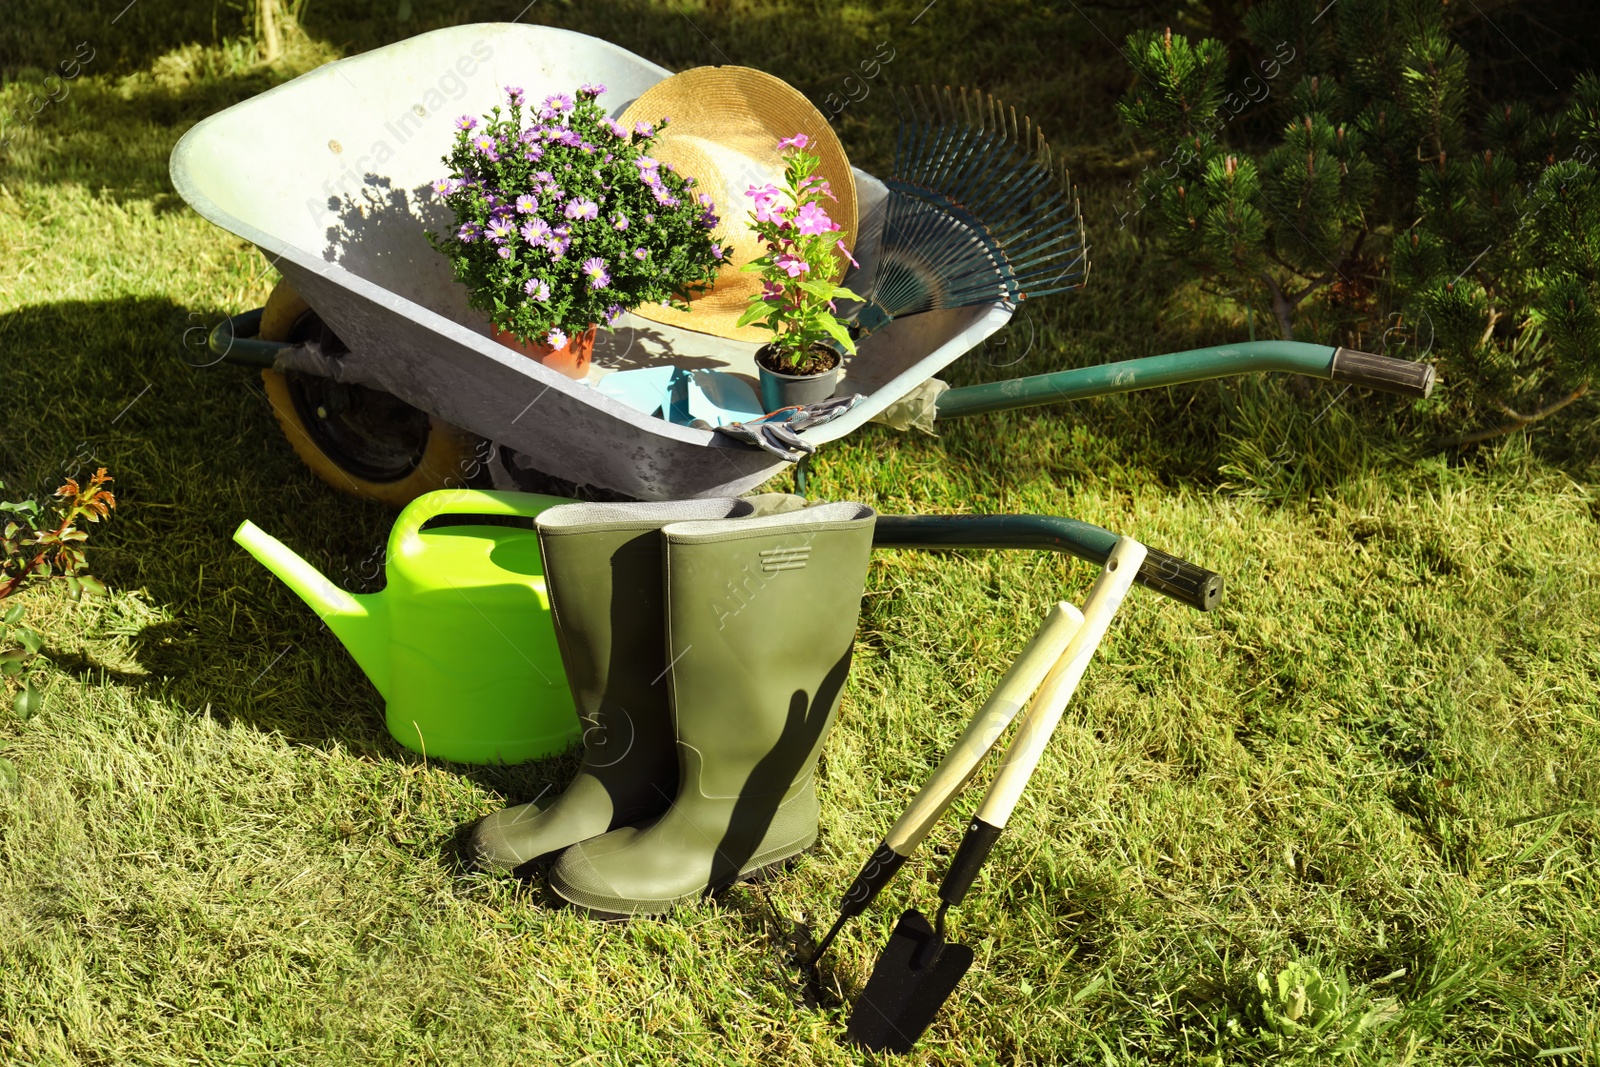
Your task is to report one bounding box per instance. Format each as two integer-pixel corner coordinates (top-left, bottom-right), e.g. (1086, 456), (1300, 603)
(1, 468), (116, 718)
(738, 134), (862, 374)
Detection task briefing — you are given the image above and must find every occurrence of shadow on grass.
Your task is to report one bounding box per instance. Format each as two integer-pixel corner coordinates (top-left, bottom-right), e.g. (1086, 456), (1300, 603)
(0, 296), (586, 814)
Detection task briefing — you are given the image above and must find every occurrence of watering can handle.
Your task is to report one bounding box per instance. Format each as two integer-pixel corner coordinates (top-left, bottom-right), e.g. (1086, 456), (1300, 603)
(388, 489), (572, 558)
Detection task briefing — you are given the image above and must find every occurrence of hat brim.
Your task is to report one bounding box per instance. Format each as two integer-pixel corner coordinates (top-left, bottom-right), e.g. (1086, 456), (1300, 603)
(619, 66), (858, 344)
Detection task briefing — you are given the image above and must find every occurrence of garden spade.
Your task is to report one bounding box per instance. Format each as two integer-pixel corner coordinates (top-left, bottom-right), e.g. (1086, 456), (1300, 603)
(846, 536), (1148, 1053)
(802, 600), (1085, 974)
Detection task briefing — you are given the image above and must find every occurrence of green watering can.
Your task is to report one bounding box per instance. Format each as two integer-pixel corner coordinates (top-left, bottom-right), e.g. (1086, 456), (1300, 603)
(233, 489), (578, 765)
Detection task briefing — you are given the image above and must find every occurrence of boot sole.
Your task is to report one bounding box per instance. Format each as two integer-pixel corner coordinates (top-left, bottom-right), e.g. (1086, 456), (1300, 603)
(551, 833), (818, 920)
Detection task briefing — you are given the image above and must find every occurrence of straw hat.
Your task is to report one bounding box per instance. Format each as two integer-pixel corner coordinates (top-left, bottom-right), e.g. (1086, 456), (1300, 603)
(619, 66), (858, 343)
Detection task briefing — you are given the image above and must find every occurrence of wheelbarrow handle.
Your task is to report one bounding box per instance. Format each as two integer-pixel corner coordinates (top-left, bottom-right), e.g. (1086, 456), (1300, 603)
(934, 340), (1436, 420)
(208, 306), (294, 368)
(871, 514), (1222, 612)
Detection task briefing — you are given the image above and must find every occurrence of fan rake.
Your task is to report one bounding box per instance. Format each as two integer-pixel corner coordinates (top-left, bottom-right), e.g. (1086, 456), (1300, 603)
(851, 87), (1090, 336)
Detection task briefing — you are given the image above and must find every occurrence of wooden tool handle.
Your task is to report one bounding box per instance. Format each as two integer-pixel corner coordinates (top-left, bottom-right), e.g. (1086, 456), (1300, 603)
(938, 537), (1146, 909)
(882, 601), (1085, 855)
(975, 536), (1146, 831)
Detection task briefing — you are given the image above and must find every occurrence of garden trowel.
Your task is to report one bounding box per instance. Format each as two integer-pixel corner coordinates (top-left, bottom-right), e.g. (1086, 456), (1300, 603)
(845, 536), (1148, 1053)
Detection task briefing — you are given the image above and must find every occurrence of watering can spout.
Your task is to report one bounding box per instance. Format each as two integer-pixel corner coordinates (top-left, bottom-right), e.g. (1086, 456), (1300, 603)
(233, 520), (392, 699)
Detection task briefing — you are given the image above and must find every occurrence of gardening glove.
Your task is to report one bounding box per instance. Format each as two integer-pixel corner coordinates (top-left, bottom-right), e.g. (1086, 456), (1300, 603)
(713, 394), (867, 462)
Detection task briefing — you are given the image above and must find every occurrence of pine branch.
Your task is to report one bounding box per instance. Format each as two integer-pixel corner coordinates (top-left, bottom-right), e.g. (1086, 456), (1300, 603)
(1444, 383), (1592, 445)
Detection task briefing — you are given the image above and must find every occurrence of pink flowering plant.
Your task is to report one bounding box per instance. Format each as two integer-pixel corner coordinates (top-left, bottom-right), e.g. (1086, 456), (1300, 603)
(737, 134), (862, 373)
(428, 84), (729, 349)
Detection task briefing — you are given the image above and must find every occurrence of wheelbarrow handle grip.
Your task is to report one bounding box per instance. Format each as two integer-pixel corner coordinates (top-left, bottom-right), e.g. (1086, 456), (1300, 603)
(871, 514), (1222, 612)
(1328, 347), (1437, 398)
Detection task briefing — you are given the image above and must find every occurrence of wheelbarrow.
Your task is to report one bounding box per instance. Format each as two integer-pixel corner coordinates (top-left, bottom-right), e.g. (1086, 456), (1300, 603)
(172, 22), (1435, 505)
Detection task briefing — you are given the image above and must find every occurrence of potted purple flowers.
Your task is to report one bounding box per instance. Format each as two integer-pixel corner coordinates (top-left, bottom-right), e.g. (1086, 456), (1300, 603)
(430, 84), (729, 379)
(737, 133), (862, 410)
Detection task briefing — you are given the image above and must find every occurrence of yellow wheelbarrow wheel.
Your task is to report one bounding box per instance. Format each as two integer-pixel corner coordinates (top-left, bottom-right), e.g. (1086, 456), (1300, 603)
(257, 280), (486, 507)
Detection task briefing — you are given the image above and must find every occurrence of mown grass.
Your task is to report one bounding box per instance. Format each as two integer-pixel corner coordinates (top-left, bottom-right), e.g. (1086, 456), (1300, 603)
(2, 2), (1598, 1064)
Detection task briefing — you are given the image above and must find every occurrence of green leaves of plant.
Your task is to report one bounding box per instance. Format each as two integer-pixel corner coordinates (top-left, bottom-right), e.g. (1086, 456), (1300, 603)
(3, 605), (21, 625)
(13, 682), (39, 720)
(0, 756), (16, 792)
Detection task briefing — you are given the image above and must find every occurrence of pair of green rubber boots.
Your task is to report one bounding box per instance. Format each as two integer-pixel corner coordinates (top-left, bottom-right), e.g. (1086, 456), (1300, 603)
(471, 495), (877, 916)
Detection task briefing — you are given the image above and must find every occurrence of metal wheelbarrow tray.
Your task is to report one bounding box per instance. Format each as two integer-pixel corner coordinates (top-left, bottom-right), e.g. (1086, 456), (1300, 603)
(171, 23), (1015, 500)
(172, 23), (1437, 502)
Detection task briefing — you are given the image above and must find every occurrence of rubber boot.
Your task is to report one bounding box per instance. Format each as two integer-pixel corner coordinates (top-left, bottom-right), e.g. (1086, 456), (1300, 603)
(471, 498), (754, 873)
(548, 501), (876, 915)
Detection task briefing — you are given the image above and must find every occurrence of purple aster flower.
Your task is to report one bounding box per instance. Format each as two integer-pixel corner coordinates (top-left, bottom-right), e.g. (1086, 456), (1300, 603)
(558, 129), (583, 147)
(496, 246), (512, 259)
(632, 247), (648, 261)
(523, 145), (544, 162)
(633, 120), (655, 138)
(505, 85), (525, 105)
(547, 326), (568, 348)
(604, 304), (624, 324)
(581, 257), (610, 289)
(520, 218), (551, 244)
(698, 193), (714, 207)
(564, 198), (599, 221)
(543, 94), (574, 112)
(554, 223), (571, 238)
(612, 212), (629, 231)
(524, 278), (551, 301)
(643, 213), (654, 224)
(534, 170), (553, 184)
(430, 177), (453, 196)
(515, 194), (539, 214)
(650, 184), (680, 207)
(580, 142), (596, 155)
(549, 237), (569, 260)
(486, 217), (515, 243)
(456, 222), (480, 242)
(635, 155), (659, 171)
(603, 152), (613, 162)
(455, 115), (477, 131)
(603, 118), (628, 139)
(701, 210), (719, 228)
(578, 82), (606, 98)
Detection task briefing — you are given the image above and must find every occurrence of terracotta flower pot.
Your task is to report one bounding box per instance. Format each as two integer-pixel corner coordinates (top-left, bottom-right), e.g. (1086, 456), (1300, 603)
(755, 343), (840, 411)
(492, 324), (597, 380)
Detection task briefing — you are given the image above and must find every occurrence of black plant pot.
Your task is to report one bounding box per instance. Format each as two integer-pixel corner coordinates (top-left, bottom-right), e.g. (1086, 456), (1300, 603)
(756, 344), (840, 411)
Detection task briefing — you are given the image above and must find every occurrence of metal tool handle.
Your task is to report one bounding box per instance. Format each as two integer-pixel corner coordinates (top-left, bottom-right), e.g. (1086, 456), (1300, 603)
(934, 339), (1436, 419)
(939, 537), (1147, 909)
(1328, 347), (1437, 398)
(873, 514), (1220, 612)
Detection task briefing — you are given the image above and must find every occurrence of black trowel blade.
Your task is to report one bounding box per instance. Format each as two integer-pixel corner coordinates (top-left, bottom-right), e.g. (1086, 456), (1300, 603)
(846, 910), (976, 1054)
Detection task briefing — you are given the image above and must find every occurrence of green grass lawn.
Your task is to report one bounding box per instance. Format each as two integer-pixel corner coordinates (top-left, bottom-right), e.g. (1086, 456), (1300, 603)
(2, 3), (1597, 1063)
